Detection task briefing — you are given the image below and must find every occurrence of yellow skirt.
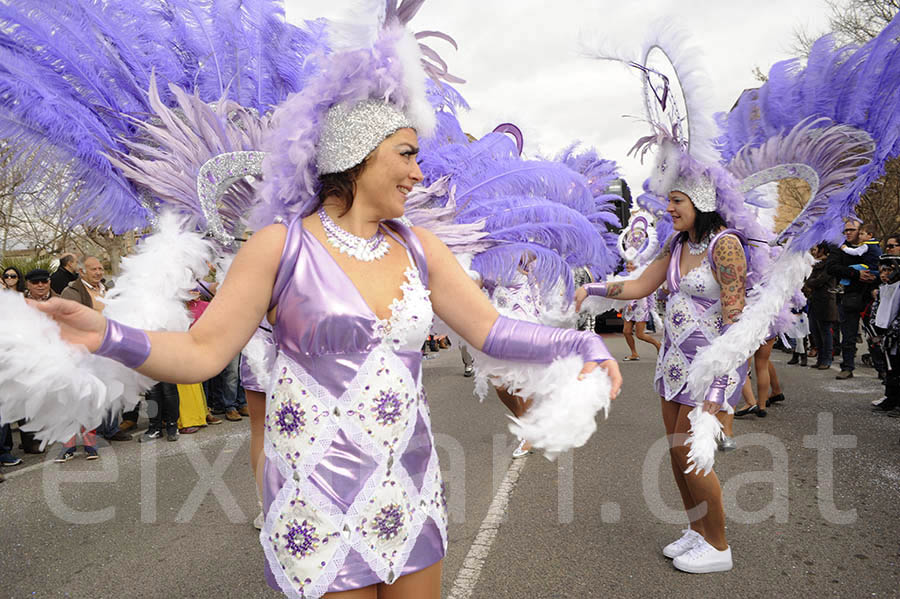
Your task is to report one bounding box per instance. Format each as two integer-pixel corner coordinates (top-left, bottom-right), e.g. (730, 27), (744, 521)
(177, 383), (208, 429)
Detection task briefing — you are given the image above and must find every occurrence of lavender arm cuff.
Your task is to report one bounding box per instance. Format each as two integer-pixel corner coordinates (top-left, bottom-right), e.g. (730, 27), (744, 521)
(95, 319), (151, 369)
(704, 375), (730, 406)
(481, 316), (613, 364)
(584, 282), (609, 297)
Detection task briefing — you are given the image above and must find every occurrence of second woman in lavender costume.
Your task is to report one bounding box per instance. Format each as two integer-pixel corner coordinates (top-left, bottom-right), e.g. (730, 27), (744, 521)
(576, 178), (749, 574)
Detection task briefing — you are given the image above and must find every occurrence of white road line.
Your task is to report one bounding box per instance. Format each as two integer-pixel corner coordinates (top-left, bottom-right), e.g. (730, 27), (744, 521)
(447, 455), (528, 599)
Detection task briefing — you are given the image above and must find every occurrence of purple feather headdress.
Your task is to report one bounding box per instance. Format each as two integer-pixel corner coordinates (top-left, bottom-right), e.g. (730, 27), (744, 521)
(0, 0), (324, 233)
(251, 0), (462, 229)
(717, 15), (900, 250)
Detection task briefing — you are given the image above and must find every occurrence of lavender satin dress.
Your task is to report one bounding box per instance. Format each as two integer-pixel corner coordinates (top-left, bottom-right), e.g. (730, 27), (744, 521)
(261, 217), (447, 598)
(654, 233), (748, 407)
(623, 297), (652, 323)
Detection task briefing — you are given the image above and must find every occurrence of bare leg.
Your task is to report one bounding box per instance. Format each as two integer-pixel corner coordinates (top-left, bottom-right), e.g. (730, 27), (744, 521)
(660, 398), (706, 539)
(496, 386), (532, 451)
(767, 360), (783, 396)
(378, 560), (442, 599)
(737, 374), (756, 410)
(716, 411), (734, 437)
(754, 339), (776, 411)
(635, 321), (661, 352)
(246, 389), (266, 496)
(669, 402), (729, 550)
(623, 320), (638, 358)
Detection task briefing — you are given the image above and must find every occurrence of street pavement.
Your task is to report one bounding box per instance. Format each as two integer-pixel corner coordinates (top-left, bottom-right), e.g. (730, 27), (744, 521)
(1, 334), (899, 598)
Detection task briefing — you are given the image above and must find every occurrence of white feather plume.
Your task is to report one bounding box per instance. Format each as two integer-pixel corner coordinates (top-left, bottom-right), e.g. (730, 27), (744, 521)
(242, 327), (276, 391)
(324, 0), (387, 52)
(470, 352), (612, 461)
(684, 406), (722, 476)
(638, 23), (720, 168)
(396, 28), (436, 136)
(0, 293), (111, 444)
(0, 213), (213, 444)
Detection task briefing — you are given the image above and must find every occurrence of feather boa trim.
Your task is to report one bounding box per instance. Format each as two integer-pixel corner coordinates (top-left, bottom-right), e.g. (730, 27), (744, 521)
(470, 353), (612, 461)
(682, 249), (814, 473)
(684, 407), (723, 476)
(0, 213), (213, 444)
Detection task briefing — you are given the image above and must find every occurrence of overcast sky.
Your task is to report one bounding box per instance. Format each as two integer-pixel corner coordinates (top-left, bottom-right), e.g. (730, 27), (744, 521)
(284, 0), (832, 191)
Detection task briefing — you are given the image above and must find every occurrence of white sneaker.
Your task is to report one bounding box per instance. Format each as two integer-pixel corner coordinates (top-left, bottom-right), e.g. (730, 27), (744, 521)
(672, 538), (733, 573)
(511, 438), (531, 458)
(662, 528), (703, 558)
(253, 511), (264, 530)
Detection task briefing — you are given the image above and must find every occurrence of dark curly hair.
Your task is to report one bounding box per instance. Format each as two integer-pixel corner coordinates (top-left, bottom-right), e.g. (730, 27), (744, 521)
(691, 209), (728, 244)
(316, 156), (370, 215)
(2, 265), (25, 292)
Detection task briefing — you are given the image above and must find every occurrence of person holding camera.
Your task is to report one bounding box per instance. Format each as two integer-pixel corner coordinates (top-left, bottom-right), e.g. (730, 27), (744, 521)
(827, 220), (881, 379)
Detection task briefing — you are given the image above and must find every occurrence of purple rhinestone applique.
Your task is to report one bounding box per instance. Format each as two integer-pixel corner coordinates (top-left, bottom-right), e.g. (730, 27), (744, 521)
(282, 518), (322, 558)
(671, 311), (686, 327)
(372, 389), (403, 426)
(271, 398), (306, 437)
(372, 503), (405, 540)
(667, 364), (683, 381)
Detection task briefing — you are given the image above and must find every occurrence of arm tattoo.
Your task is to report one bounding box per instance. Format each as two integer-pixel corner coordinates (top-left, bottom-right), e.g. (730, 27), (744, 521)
(713, 234), (747, 324)
(607, 282), (625, 298)
(718, 264), (738, 285)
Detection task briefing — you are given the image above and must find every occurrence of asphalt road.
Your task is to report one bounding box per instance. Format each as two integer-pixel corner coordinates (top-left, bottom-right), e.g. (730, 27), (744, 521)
(1, 334), (898, 598)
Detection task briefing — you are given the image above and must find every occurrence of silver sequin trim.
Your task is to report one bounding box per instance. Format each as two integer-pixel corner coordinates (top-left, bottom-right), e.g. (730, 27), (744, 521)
(316, 100), (412, 175)
(196, 151), (267, 244)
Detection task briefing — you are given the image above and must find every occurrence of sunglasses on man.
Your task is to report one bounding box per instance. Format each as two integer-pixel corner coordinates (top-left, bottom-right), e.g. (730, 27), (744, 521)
(886, 243), (899, 249)
(29, 278), (49, 284)
(843, 228), (858, 233)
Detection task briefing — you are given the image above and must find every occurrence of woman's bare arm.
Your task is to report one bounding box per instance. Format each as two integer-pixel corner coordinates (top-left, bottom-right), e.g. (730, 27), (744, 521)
(712, 234), (747, 324)
(574, 242), (671, 310)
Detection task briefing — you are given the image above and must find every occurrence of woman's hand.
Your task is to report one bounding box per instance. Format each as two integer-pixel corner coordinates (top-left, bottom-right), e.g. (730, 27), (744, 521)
(574, 286), (588, 312)
(29, 297), (107, 352)
(702, 400), (722, 415)
(579, 359), (623, 399)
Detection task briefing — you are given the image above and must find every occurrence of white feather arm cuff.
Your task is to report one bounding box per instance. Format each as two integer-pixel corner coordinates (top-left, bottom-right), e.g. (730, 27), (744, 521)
(470, 352), (612, 460)
(0, 213), (213, 444)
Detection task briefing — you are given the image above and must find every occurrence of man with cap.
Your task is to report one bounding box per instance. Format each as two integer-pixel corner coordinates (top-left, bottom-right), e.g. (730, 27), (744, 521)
(24, 269), (55, 302)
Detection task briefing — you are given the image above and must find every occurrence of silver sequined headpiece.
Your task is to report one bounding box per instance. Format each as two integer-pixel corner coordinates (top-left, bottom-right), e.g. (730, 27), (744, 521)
(316, 99), (413, 175)
(670, 173), (717, 213)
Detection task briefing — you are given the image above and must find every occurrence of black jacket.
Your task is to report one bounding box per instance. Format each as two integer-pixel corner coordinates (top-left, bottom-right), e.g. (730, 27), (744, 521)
(826, 242), (881, 309)
(50, 267), (78, 295)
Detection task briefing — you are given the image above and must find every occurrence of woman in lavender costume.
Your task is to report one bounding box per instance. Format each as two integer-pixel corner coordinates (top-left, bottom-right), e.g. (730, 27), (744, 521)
(576, 181), (748, 574)
(34, 106), (622, 595)
(620, 261), (661, 361)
